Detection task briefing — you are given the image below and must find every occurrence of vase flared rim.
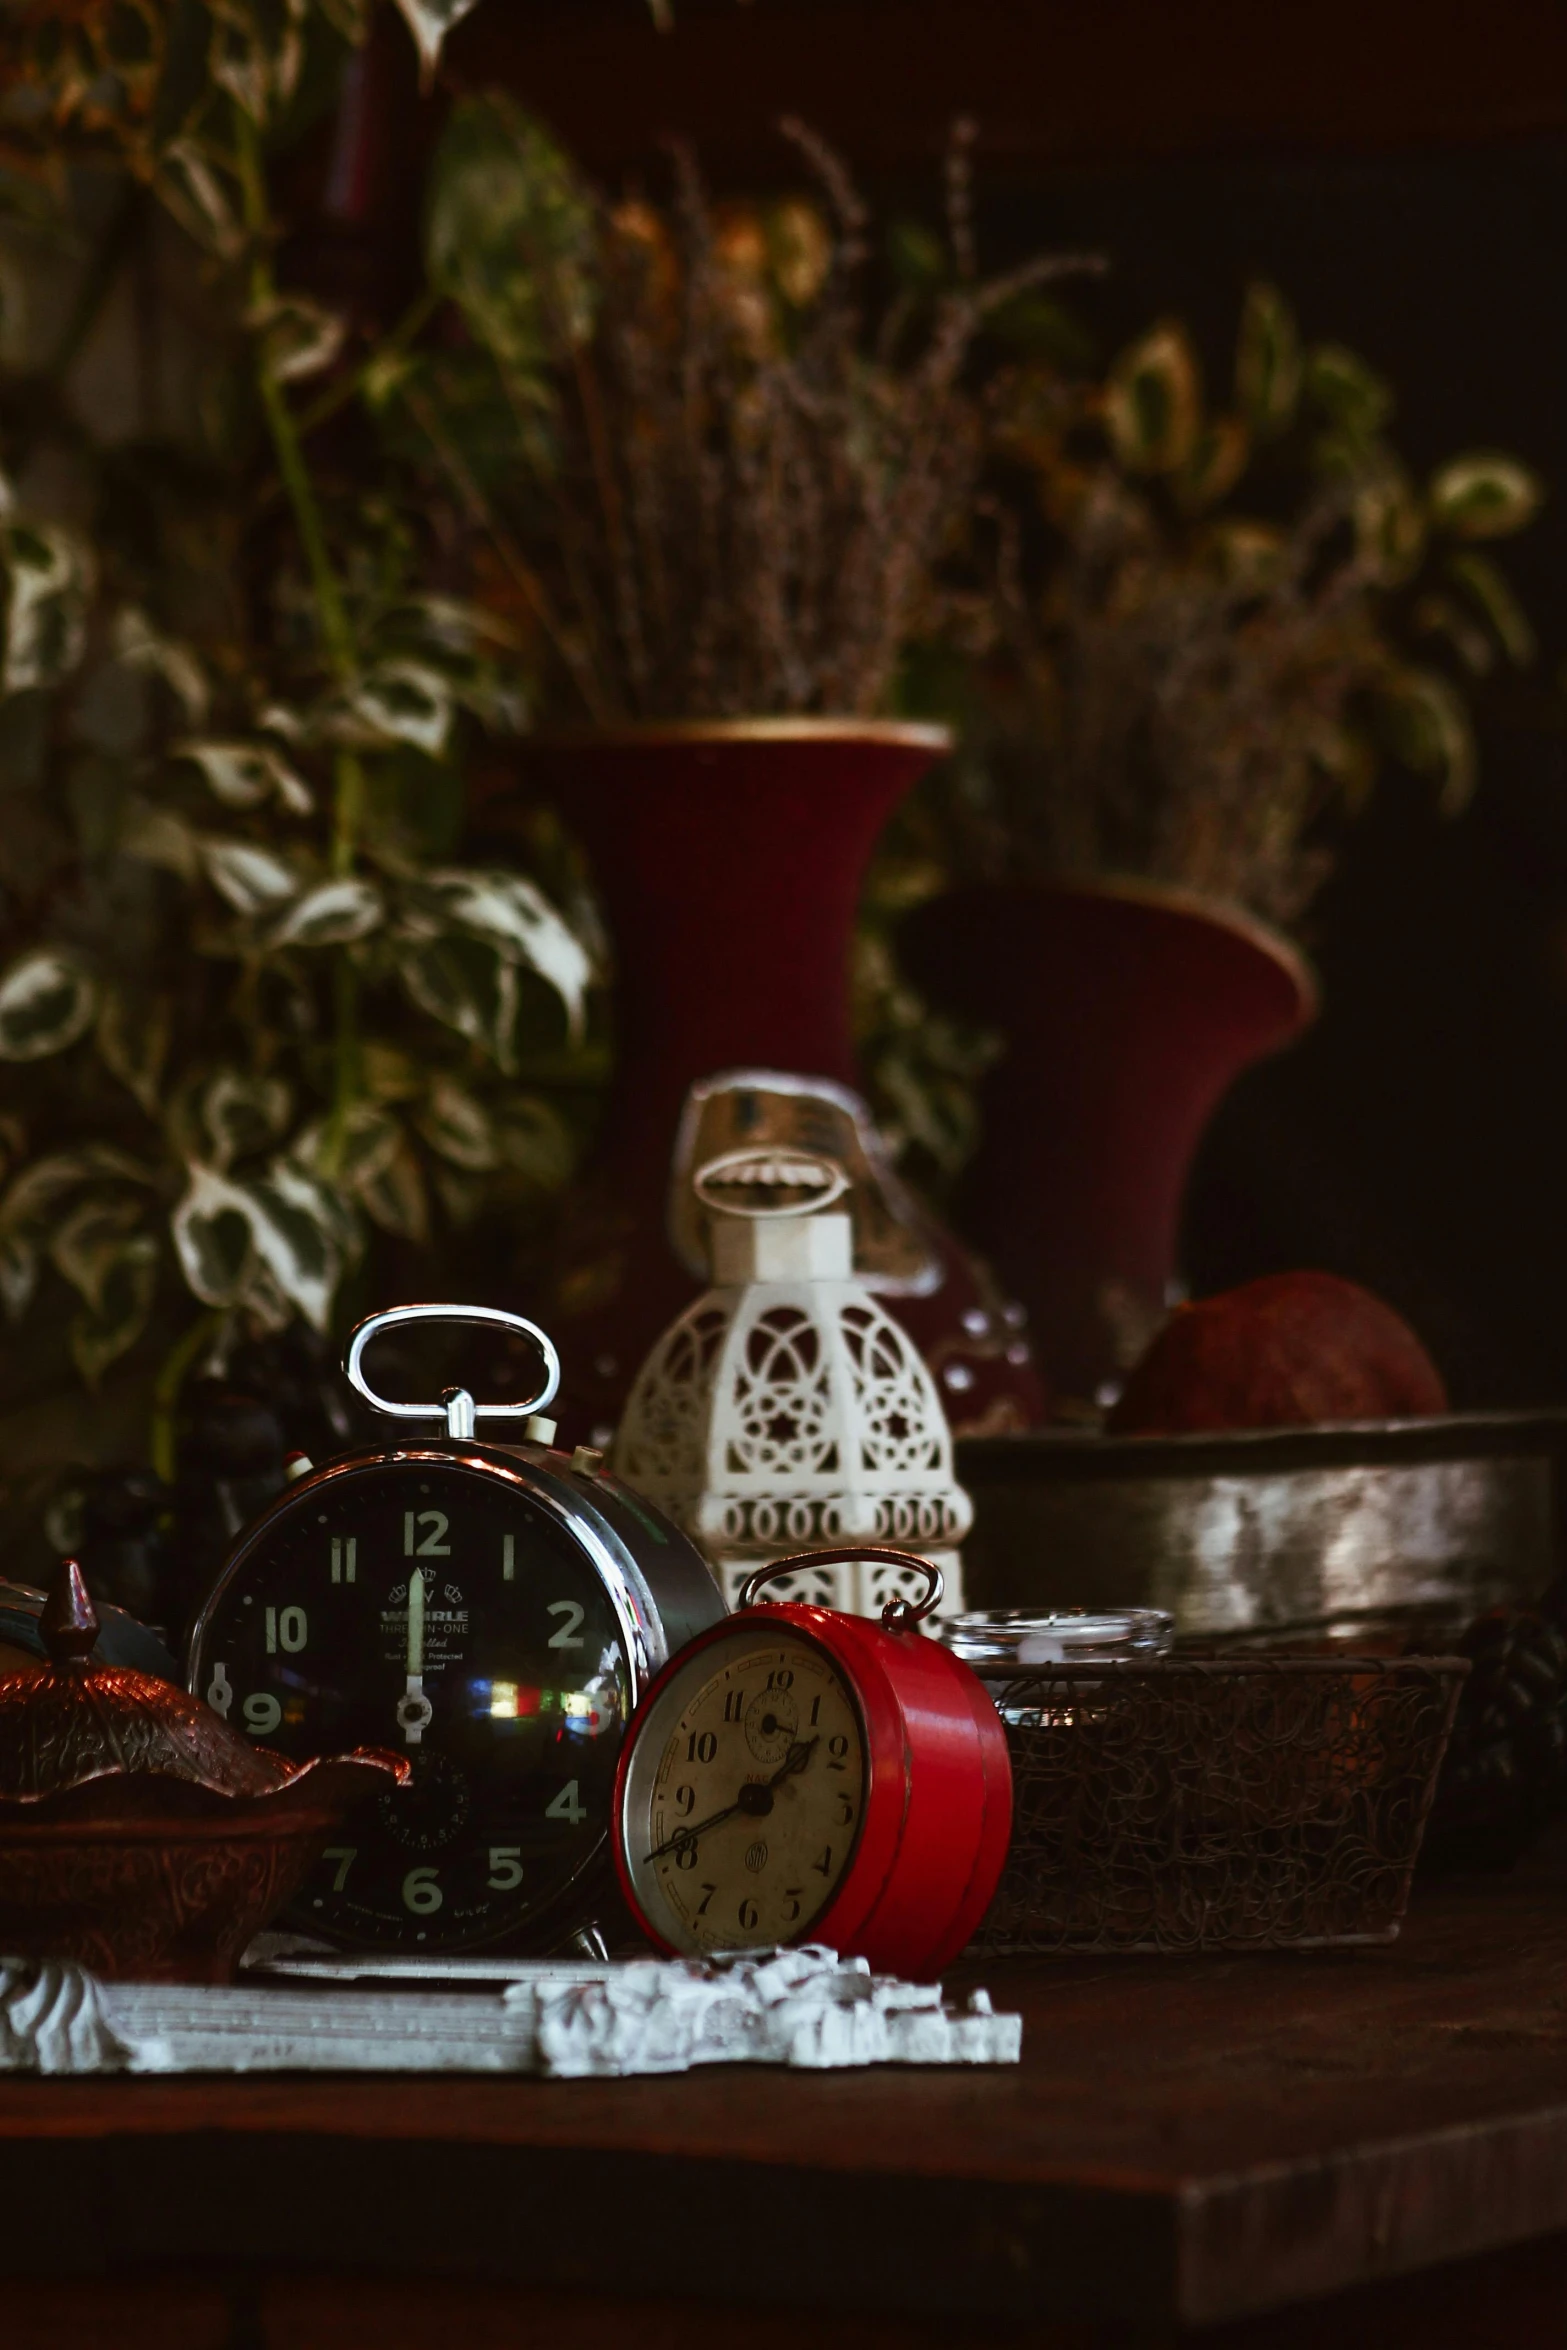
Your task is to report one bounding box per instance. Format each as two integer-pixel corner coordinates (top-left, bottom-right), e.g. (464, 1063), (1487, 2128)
(529, 717), (953, 753)
(974, 870), (1320, 1024)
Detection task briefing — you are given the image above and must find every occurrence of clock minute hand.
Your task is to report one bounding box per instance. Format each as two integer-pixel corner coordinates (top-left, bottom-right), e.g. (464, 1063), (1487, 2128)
(644, 1736), (821, 1864)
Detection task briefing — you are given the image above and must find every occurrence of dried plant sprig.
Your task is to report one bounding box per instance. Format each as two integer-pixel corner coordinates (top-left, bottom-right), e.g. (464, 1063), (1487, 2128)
(971, 290), (1543, 928)
(417, 100), (1102, 721)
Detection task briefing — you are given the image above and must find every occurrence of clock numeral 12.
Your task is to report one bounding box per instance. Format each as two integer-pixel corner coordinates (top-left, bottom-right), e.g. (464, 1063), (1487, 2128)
(404, 1511), (450, 1557)
(331, 1537), (356, 1585)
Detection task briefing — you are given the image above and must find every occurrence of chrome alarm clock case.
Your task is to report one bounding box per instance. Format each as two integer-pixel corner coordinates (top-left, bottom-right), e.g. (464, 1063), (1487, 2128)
(187, 1305), (724, 1955)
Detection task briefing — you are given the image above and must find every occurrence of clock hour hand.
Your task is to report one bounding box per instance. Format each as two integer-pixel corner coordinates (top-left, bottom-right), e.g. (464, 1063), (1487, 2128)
(644, 1737), (820, 1863)
(396, 1566), (434, 1747)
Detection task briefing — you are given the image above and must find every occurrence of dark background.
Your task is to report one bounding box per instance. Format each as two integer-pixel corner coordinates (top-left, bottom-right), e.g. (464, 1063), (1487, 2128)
(430, 0), (1567, 1408)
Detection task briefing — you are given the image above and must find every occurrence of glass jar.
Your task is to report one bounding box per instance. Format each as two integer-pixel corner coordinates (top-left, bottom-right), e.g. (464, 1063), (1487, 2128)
(937, 1608), (1174, 1726)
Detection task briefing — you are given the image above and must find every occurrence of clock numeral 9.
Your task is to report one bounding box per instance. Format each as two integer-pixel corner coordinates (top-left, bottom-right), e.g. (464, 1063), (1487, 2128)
(487, 1847), (524, 1891)
(264, 1606), (307, 1655)
(737, 1898), (759, 1930)
(402, 1866), (443, 1915)
(243, 1692), (282, 1734)
(674, 1784), (696, 1815)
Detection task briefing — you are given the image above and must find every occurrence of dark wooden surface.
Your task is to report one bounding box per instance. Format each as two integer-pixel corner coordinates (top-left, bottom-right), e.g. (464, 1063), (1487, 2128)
(9, 1851), (1567, 2340)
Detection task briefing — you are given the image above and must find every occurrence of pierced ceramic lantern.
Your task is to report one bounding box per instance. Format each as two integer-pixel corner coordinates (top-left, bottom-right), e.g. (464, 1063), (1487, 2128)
(613, 1149), (972, 1618)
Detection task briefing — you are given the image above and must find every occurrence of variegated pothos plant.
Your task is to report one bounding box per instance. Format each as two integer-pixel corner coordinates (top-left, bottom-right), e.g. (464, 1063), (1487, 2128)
(0, 0), (596, 1406)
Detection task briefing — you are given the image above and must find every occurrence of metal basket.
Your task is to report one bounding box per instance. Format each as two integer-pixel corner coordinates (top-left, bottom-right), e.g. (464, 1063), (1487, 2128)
(975, 1656), (1468, 1954)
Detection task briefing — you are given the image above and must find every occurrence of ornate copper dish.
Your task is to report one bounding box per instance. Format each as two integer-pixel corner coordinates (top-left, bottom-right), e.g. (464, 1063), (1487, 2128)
(0, 1560), (406, 1982)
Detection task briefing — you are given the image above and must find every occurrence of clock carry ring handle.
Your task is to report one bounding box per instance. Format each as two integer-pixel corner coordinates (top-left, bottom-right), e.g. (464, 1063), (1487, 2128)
(735, 1547), (945, 1631)
(345, 1304), (562, 1443)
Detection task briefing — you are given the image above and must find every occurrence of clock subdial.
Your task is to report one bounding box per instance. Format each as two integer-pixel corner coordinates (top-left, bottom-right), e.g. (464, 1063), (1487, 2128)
(640, 1638), (866, 1953)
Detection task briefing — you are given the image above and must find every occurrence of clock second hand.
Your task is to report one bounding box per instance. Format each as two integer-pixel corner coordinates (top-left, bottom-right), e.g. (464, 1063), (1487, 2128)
(645, 1735), (819, 1865)
(396, 1566), (434, 1747)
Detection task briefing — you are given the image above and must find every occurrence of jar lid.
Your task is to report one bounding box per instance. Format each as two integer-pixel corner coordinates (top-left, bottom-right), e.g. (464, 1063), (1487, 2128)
(0, 1558), (286, 1803)
(937, 1608), (1174, 1670)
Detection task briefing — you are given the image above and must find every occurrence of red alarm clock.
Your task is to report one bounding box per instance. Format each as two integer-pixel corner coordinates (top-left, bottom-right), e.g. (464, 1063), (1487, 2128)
(612, 1548), (1012, 1978)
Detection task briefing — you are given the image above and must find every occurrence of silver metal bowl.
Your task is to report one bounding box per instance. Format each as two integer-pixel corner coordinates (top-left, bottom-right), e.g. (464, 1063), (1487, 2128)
(955, 1411), (1567, 1644)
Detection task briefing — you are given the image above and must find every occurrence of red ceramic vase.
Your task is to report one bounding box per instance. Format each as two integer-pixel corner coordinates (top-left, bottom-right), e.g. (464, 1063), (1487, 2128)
(518, 722), (1047, 1439)
(901, 876), (1317, 1403)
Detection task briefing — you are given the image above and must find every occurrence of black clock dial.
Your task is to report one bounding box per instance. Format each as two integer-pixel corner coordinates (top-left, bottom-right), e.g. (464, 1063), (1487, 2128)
(189, 1455), (634, 1950)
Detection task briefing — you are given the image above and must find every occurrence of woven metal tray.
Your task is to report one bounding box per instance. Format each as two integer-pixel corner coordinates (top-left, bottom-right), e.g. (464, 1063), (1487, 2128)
(975, 1655), (1468, 1953)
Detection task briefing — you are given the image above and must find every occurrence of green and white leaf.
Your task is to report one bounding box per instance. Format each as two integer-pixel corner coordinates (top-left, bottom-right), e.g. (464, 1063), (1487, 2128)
(172, 1158), (348, 1331)
(291, 1101), (402, 1190)
(398, 936), (519, 1068)
(415, 1076), (499, 1170)
(200, 1069), (292, 1170)
(1, 519), (92, 696)
(177, 739), (312, 815)
(1234, 282), (1301, 439)
(112, 609), (210, 727)
(96, 987), (171, 1116)
(157, 141), (244, 259)
(1304, 344), (1393, 442)
(199, 836), (304, 918)
(49, 1194), (146, 1312)
(338, 662), (453, 757)
(0, 1146), (153, 1241)
(426, 95), (598, 372)
(497, 1095), (574, 1190)
(1375, 666), (1476, 814)
(1104, 321), (1201, 475)
(358, 1137), (430, 1243)
(70, 1234), (159, 1387)
(0, 1233), (38, 1325)
(0, 950), (97, 1061)
(1446, 551), (1536, 666)
(1428, 452), (1544, 541)
(247, 293), (347, 387)
(208, 0), (306, 125)
(402, 869), (591, 1041)
(268, 876), (384, 948)
(392, 0), (486, 85)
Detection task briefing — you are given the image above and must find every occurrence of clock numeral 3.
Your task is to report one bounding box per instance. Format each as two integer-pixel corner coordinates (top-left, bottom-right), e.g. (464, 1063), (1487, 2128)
(404, 1511), (451, 1558)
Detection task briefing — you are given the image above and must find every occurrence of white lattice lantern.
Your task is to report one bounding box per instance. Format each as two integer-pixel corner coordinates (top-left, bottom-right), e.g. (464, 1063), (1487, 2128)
(613, 1149), (971, 1619)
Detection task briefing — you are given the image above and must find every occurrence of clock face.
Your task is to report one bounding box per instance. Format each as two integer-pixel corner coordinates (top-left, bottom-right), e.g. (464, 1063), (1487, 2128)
(619, 1631), (867, 1955)
(189, 1455), (634, 1949)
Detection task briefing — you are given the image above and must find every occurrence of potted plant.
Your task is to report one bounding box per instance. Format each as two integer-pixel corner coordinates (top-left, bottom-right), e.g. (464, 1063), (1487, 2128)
(902, 286), (1542, 1400)
(0, 1), (595, 1616)
(405, 100), (1099, 1433)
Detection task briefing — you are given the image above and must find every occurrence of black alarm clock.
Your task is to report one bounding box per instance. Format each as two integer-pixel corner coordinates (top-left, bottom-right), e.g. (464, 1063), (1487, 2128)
(187, 1304), (724, 1954)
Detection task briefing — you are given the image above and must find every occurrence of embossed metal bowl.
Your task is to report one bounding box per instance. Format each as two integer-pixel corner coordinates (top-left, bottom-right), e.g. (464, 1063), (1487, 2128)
(957, 1412), (1567, 1645)
(0, 1560), (406, 1982)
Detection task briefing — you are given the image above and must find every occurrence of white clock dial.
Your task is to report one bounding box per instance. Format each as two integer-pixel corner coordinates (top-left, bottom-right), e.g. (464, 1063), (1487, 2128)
(622, 1635), (867, 1954)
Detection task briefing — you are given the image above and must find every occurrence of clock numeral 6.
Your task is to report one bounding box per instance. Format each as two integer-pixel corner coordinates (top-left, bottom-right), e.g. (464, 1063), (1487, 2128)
(737, 1897), (759, 1930)
(545, 1779), (587, 1824)
(487, 1846), (524, 1891)
(243, 1692), (282, 1734)
(402, 1866), (443, 1915)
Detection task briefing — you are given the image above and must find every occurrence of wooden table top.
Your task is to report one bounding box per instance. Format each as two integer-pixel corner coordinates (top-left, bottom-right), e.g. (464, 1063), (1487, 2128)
(8, 1849), (1567, 2333)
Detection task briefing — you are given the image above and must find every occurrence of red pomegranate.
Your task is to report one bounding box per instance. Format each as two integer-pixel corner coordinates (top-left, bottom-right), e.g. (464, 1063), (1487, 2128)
(1108, 1270), (1448, 1436)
